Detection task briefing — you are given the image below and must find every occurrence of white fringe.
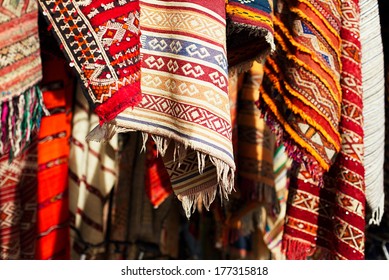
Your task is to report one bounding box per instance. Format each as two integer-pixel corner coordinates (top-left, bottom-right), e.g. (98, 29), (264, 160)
(178, 184), (218, 219)
(87, 123), (235, 218)
(369, 194), (385, 225)
(85, 122), (117, 143)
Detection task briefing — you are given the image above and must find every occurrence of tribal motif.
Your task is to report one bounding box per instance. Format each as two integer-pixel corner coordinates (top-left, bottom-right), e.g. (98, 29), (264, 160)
(0, 0), (45, 158)
(38, 0), (141, 123)
(116, 0), (235, 217)
(282, 0), (367, 260)
(258, 0), (342, 176)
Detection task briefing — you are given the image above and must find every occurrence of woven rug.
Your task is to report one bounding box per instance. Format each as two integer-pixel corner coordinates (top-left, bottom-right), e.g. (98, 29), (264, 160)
(325, 0), (366, 259)
(38, 0), (141, 124)
(68, 83), (119, 259)
(281, 0), (366, 260)
(34, 56), (74, 260)
(0, 143), (38, 260)
(115, 0), (234, 217)
(360, 0), (385, 225)
(258, 0), (343, 178)
(0, 0), (44, 158)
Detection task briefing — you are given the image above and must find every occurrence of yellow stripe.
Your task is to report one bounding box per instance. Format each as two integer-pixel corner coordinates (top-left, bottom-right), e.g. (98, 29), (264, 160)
(293, 0), (342, 45)
(226, 6), (273, 26)
(265, 59), (341, 150)
(274, 18), (342, 111)
(259, 81), (331, 171)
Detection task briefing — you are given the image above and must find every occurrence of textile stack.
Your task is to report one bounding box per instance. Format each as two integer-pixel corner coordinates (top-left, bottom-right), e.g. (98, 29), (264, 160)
(0, 0), (388, 260)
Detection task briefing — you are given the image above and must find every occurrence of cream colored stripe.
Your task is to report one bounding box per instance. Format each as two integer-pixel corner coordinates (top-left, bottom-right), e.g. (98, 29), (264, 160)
(118, 107), (232, 149)
(143, 49), (227, 77)
(141, 7), (225, 44)
(172, 171), (216, 194)
(141, 0), (225, 23)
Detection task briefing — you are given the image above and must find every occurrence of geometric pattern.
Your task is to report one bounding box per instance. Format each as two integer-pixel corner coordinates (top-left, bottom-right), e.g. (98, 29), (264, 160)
(0, 143), (38, 260)
(38, 0), (141, 123)
(324, 0), (366, 260)
(116, 0), (235, 217)
(258, 0), (343, 176)
(282, 0), (367, 260)
(0, 0), (42, 97)
(0, 1), (44, 158)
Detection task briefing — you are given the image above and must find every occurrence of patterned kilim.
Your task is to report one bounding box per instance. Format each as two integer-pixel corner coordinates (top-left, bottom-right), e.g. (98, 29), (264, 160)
(116, 0), (234, 217)
(258, 0), (343, 177)
(0, 143), (38, 260)
(360, 0), (385, 225)
(281, 0), (366, 260)
(237, 62), (276, 207)
(34, 56), (74, 260)
(226, 0), (275, 72)
(69, 84), (118, 259)
(38, 0), (141, 124)
(326, 0), (366, 260)
(0, 0), (45, 158)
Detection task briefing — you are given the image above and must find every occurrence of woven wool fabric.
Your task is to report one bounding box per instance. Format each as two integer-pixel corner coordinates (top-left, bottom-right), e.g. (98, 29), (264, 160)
(38, 0), (141, 124)
(324, 0), (366, 259)
(0, 0), (45, 158)
(360, 0), (385, 225)
(226, 0), (275, 72)
(69, 84), (118, 259)
(282, 0), (366, 260)
(0, 144), (38, 260)
(34, 56), (74, 260)
(116, 0), (234, 217)
(258, 0), (343, 177)
(237, 62), (276, 208)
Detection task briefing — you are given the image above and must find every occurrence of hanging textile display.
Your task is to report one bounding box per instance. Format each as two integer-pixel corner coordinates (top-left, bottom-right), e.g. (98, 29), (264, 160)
(38, 0), (142, 124)
(0, 0), (45, 158)
(258, 0), (342, 178)
(34, 55), (74, 260)
(116, 0), (235, 217)
(360, 0), (386, 225)
(278, 0), (367, 260)
(0, 143), (38, 260)
(116, 0), (276, 217)
(324, 0), (366, 260)
(38, 0), (277, 217)
(69, 84), (119, 259)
